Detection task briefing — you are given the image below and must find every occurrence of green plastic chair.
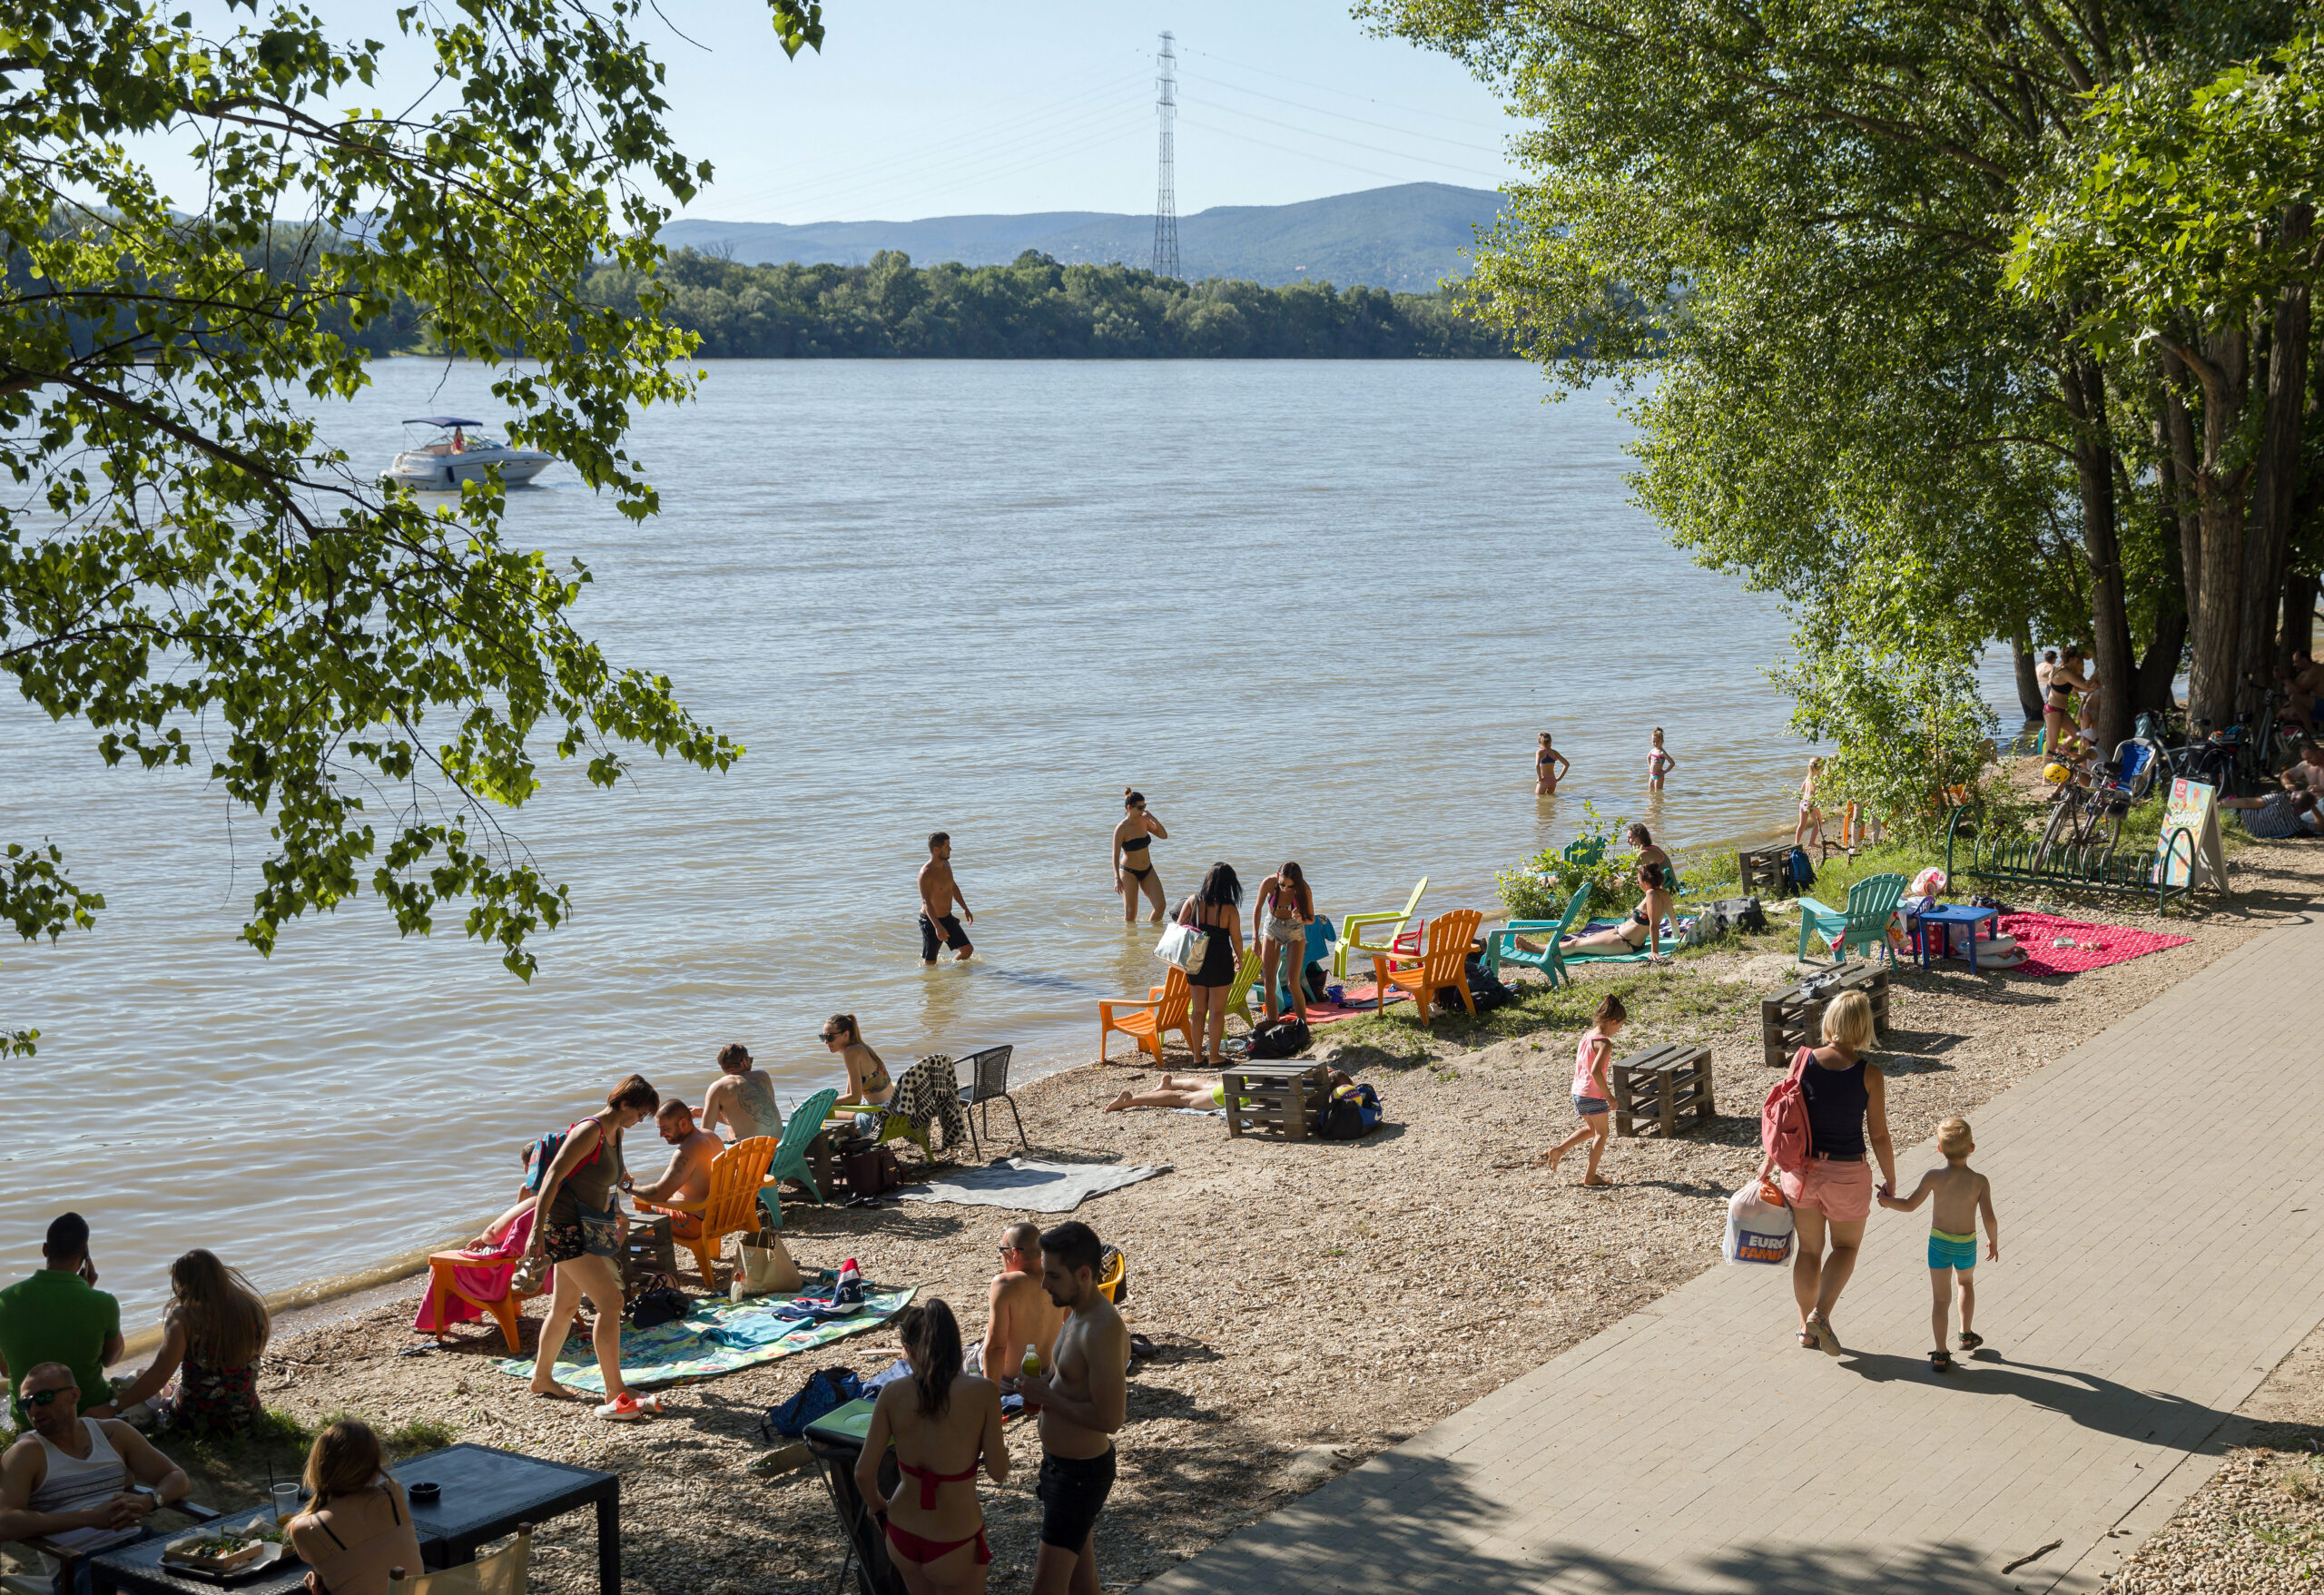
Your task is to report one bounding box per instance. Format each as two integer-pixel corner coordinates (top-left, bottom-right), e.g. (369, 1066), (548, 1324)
(761, 1087), (838, 1229)
(1486, 883), (1594, 987)
(1222, 947), (1266, 1027)
(1335, 876), (1428, 980)
(1797, 873), (1907, 965)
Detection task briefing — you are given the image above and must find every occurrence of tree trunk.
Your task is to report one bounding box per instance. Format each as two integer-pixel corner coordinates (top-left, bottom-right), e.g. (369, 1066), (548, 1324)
(2180, 325), (2254, 728)
(2011, 624), (2044, 721)
(2287, 567), (2320, 661)
(2136, 602), (2188, 716)
(2061, 353), (2135, 752)
(2241, 223), (2312, 686)
(2158, 380), (2201, 626)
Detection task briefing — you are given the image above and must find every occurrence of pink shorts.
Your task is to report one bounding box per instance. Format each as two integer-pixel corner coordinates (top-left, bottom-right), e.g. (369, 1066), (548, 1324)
(1777, 1157), (1873, 1223)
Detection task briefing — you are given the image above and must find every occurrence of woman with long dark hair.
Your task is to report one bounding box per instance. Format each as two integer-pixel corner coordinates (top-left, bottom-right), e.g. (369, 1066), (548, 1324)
(1178, 862), (1245, 1068)
(1628, 822), (1675, 964)
(113, 1250), (271, 1428)
(1251, 861), (1314, 1024)
(855, 1300), (1007, 1595)
(524, 1072), (662, 1420)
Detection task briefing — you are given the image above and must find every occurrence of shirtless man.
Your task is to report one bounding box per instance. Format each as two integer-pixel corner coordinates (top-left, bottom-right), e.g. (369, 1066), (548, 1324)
(980, 1222), (1068, 1379)
(700, 1043), (783, 1145)
(626, 1100), (722, 1239)
(919, 831), (975, 964)
(1017, 1221), (1128, 1595)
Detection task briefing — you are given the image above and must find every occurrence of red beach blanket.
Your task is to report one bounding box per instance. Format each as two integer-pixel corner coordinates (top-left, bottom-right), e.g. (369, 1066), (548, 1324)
(1994, 912), (2191, 978)
(1310, 985), (1411, 1023)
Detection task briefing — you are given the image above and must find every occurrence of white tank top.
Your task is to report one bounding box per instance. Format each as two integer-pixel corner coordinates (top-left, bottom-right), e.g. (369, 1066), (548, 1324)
(31, 1417), (128, 1515)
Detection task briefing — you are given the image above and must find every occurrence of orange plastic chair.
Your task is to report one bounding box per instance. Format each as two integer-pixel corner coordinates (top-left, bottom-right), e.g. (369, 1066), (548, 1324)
(421, 1254), (541, 1354)
(1370, 908), (1484, 1025)
(1099, 965), (1196, 1064)
(631, 1135), (778, 1288)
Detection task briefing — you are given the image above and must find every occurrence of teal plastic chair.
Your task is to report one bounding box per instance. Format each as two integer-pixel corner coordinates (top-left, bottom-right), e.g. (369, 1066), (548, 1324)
(1486, 884), (1593, 988)
(760, 1087), (838, 1228)
(1797, 873), (1907, 965)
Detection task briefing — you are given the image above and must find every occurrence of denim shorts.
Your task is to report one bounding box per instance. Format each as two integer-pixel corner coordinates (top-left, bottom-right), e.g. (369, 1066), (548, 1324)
(1573, 1095), (1610, 1118)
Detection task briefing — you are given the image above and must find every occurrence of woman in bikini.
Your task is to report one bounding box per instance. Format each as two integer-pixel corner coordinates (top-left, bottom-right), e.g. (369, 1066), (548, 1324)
(826, 1013), (895, 1108)
(855, 1300), (1007, 1595)
(1647, 726), (1677, 790)
(1629, 822), (1675, 962)
(1112, 789), (1169, 923)
(1535, 733), (1570, 795)
(1794, 757), (1826, 850)
(2044, 647), (2096, 757)
(1250, 861), (1314, 1024)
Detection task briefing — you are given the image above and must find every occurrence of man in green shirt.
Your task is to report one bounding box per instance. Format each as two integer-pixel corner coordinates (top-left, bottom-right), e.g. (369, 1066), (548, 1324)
(0, 1214), (124, 1426)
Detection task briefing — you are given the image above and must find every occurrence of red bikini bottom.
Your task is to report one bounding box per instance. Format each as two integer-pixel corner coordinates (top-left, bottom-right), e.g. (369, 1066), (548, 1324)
(883, 1519), (993, 1566)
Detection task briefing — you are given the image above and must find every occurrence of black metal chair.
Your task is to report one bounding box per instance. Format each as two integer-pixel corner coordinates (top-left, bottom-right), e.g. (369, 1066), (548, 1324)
(954, 1044), (1028, 1158)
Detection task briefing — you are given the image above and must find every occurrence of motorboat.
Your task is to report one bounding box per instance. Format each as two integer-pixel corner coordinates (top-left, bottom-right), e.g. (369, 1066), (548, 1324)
(383, 417), (556, 490)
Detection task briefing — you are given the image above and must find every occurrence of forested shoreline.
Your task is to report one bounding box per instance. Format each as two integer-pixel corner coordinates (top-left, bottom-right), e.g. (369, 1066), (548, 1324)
(582, 249), (1515, 359)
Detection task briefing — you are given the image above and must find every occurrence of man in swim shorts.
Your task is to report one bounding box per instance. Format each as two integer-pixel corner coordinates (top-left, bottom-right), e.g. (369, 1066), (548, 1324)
(918, 831), (975, 963)
(1877, 1117), (1999, 1373)
(1017, 1220), (1128, 1595)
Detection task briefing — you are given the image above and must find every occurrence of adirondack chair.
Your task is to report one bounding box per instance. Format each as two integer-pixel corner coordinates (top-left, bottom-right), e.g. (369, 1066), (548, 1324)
(1486, 884), (1594, 987)
(1797, 872), (1908, 965)
(633, 1135), (778, 1287)
(761, 1087), (838, 1229)
(1101, 965), (1196, 1063)
(1157, 948), (1264, 1028)
(1370, 908), (1484, 1024)
(1335, 876), (1428, 979)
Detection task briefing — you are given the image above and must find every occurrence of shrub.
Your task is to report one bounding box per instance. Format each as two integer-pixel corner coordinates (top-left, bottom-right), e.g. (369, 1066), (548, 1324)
(1496, 800), (1635, 920)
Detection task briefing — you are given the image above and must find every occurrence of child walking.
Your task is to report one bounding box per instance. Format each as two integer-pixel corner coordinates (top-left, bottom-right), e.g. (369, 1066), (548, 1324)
(1877, 1117), (1999, 1373)
(1542, 995), (1624, 1186)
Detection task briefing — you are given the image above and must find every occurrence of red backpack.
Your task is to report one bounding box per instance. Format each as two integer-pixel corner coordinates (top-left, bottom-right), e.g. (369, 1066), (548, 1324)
(1760, 1046), (1817, 1174)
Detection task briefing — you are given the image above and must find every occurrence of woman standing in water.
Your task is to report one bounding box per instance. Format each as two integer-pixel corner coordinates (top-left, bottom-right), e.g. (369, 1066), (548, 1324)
(1535, 733), (1570, 795)
(1112, 789), (1169, 924)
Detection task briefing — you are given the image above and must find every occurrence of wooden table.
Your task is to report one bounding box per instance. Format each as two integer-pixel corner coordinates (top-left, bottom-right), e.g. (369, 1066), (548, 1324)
(1760, 962), (1891, 1067)
(1610, 1041), (1716, 1138)
(1218, 1061), (1327, 1141)
(393, 1443), (620, 1593)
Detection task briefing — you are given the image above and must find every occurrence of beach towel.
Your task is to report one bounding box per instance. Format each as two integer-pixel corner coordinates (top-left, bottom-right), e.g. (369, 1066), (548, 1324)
(890, 1054), (970, 1150)
(893, 1157), (1168, 1214)
(413, 1208), (537, 1334)
(494, 1275), (913, 1393)
(1993, 912), (2191, 978)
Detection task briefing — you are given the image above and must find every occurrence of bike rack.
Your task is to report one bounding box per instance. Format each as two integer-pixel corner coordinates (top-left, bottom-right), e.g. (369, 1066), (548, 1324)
(1944, 807), (2196, 913)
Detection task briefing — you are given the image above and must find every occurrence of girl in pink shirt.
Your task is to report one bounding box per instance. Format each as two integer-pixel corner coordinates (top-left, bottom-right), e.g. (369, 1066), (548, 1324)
(1542, 994), (1625, 1185)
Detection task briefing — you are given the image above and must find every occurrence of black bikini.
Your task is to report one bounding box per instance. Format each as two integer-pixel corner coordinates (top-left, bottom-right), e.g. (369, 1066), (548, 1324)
(1120, 832), (1152, 881)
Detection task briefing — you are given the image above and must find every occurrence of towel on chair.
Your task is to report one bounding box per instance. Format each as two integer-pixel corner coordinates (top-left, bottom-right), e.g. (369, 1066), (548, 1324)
(891, 1055), (970, 1151)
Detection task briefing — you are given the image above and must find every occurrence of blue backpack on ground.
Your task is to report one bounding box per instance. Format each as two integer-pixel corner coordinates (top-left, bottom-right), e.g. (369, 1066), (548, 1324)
(761, 1366), (863, 1440)
(1786, 847), (1817, 891)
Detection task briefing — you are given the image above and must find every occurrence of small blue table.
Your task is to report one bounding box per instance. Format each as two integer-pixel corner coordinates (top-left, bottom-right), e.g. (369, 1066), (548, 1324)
(1915, 903), (1999, 972)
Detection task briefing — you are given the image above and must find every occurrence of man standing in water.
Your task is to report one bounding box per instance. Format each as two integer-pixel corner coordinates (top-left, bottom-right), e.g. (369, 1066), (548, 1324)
(1018, 1220), (1127, 1595)
(918, 831), (975, 964)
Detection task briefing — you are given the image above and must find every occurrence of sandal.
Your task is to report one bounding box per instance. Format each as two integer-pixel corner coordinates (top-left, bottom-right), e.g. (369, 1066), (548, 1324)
(1957, 1331), (1984, 1352)
(1797, 1330), (1819, 1350)
(1805, 1314), (1844, 1356)
(1930, 1350), (1955, 1373)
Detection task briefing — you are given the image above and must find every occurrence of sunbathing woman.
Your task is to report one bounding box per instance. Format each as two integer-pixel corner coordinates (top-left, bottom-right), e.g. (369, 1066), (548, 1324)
(1535, 733), (1570, 795)
(1113, 789), (1170, 924)
(1106, 1068), (1353, 1111)
(856, 1300), (1007, 1595)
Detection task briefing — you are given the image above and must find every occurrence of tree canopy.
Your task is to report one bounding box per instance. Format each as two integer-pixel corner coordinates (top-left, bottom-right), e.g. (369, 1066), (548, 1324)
(0, 0), (823, 1047)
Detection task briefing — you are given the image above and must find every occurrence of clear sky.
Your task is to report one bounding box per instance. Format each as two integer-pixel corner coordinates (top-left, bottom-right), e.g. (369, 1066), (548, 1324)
(659, 0), (1526, 222)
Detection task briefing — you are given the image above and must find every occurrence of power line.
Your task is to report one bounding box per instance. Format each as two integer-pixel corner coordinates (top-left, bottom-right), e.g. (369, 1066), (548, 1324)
(1189, 73), (1509, 153)
(1175, 116), (1445, 187)
(1182, 100), (1508, 181)
(1186, 47), (1510, 131)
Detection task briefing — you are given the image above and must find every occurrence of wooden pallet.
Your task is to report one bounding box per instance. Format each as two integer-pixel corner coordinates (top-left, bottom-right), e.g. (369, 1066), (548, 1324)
(1738, 843), (1796, 900)
(621, 1216), (678, 1293)
(1761, 963), (1891, 1068)
(1611, 1042), (1716, 1137)
(1220, 1061), (1327, 1141)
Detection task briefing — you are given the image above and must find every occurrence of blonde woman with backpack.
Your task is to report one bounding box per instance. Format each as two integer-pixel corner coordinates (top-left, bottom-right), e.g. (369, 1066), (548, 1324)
(1753, 989), (1896, 1354)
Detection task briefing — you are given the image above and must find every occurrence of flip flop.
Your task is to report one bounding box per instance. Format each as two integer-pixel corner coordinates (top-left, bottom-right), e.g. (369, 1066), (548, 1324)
(1957, 1331), (1984, 1352)
(1806, 1315), (1844, 1356)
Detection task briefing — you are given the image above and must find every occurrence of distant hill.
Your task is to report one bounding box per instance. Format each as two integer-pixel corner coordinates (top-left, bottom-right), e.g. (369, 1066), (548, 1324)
(658, 183), (1505, 292)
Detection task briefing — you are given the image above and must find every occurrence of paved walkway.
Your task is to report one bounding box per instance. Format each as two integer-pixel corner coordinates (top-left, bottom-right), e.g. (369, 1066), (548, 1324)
(1147, 911), (2324, 1594)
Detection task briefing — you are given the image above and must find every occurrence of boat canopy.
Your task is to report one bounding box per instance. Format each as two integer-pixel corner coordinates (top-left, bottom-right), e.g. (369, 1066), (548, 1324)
(403, 416), (484, 427)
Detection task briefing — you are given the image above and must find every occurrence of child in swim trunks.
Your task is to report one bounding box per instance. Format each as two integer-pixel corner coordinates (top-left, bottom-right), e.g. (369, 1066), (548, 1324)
(1877, 1116), (1999, 1373)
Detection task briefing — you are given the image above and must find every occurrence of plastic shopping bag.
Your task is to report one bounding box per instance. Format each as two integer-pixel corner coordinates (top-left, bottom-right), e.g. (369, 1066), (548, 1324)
(1725, 1181), (1796, 1265)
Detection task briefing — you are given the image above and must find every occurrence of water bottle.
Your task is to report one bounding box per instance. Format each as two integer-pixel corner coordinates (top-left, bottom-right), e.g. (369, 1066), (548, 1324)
(1020, 1344), (1041, 1381)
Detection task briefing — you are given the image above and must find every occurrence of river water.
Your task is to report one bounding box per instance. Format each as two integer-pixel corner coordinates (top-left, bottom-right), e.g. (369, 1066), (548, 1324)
(0, 359), (2002, 1325)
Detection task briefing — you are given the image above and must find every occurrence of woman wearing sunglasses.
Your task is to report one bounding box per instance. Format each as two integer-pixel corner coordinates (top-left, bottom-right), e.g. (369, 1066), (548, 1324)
(826, 1014), (896, 1110)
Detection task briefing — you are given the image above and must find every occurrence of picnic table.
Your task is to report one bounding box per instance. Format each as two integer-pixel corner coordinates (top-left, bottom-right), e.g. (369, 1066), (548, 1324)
(86, 1443), (621, 1595)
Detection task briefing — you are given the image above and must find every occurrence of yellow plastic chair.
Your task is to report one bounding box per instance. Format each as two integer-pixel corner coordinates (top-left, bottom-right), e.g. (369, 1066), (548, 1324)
(1099, 965), (1196, 1063)
(631, 1136), (776, 1288)
(388, 1525), (532, 1593)
(1157, 947), (1264, 1029)
(1335, 877), (1428, 980)
(1370, 908), (1483, 1025)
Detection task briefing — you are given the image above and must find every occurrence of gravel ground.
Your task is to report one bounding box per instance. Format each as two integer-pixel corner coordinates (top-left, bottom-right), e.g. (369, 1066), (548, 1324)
(15, 826), (2317, 1593)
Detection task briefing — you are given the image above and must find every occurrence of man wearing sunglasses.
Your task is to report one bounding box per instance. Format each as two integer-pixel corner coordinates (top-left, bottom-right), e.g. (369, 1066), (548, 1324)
(0, 1214), (123, 1429)
(977, 1222), (1067, 1384)
(0, 1362), (193, 1592)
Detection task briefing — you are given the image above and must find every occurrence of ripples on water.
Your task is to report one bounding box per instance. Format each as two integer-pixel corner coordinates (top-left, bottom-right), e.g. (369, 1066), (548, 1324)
(0, 360), (2011, 1323)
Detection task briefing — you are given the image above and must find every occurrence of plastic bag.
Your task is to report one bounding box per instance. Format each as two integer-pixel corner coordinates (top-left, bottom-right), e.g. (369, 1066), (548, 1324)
(1725, 1181), (1795, 1265)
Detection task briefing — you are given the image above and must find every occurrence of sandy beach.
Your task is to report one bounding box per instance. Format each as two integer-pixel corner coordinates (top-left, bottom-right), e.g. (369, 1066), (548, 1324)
(13, 823), (2318, 1594)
